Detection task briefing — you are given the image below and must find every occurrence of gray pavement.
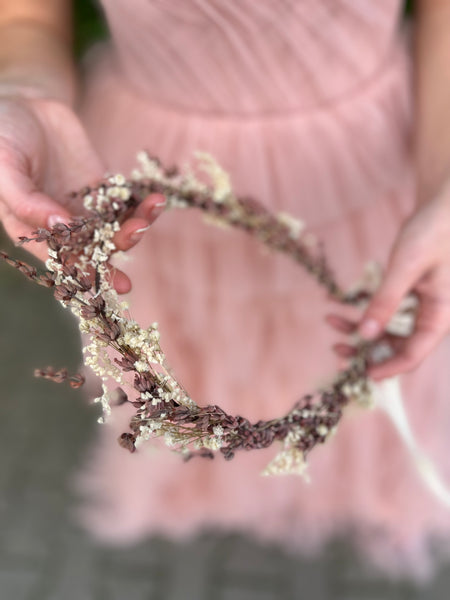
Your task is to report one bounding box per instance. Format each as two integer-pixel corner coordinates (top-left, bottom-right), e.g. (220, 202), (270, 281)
(1, 227), (449, 600)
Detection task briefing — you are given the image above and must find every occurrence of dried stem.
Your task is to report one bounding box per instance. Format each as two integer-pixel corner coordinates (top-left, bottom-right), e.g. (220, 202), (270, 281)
(0, 152), (395, 478)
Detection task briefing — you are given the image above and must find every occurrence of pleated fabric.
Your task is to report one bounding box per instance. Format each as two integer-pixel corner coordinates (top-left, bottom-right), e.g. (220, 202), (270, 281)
(76, 0), (450, 577)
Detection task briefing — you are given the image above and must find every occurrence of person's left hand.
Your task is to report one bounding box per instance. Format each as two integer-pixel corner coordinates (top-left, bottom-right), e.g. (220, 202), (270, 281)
(326, 186), (450, 380)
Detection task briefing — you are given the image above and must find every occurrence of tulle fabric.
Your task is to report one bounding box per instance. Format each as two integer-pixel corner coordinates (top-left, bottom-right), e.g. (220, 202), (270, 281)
(75, 0), (450, 577)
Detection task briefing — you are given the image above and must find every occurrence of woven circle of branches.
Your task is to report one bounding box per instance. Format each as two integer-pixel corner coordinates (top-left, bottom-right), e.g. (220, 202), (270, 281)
(1, 152), (417, 478)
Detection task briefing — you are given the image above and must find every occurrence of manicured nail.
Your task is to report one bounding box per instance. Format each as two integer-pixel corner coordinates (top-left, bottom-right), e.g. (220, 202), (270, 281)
(135, 225), (151, 234)
(48, 214), (66, 227)
(359, 318), (381, 340)
(130, 226), (150, 243)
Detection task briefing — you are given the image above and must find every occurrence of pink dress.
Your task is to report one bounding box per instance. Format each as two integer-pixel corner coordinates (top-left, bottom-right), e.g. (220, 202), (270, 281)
(77, 0), (450, 576)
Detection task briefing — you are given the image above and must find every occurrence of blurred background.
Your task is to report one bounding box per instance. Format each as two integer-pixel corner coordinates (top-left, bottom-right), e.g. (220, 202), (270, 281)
(1, 1), (450, 598)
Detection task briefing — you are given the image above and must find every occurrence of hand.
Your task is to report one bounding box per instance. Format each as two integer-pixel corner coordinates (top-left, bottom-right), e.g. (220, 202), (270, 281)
(0, 96), (162, 292)
(327, 188), (450, 380)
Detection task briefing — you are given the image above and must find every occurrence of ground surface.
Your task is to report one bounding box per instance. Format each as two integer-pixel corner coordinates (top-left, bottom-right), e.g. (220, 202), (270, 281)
(1, 228), (450, 600)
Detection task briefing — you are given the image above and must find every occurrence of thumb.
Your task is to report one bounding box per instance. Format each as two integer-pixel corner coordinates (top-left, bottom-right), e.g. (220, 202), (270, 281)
(359, 248), (424, 340)
(0, 160), (71, 230)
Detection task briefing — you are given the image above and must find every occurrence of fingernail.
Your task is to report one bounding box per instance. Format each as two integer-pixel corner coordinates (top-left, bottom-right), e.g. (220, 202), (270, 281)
(135, 225), (151, 234)
(359, 318), (381, 340)
(130, 226), (150, 243)
(148, 192), (166, 206)
(154, 201), (166, 208)
(48, 214), (66, 227)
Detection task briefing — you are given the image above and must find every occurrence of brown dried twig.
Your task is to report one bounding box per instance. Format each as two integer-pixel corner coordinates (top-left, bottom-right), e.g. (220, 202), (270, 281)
(0, 152), (383, 477)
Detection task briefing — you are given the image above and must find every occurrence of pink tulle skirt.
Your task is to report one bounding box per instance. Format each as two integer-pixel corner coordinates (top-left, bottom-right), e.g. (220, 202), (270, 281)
(75, 41), (450, 577)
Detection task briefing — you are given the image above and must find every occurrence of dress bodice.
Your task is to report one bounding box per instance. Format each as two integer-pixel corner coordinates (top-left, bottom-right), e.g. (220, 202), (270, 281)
(100, 0), (404, 115)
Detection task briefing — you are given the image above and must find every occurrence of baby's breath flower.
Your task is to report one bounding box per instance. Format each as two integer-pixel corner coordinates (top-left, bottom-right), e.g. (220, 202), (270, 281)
(277, 212), (305, 240)
(2, 150), (407, 477)
(262, 447), (309, 479)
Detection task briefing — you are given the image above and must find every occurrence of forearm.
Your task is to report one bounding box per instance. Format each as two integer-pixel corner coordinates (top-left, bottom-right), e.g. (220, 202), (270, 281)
(414, 0), (450, 203)
(0, 1), (75, 105)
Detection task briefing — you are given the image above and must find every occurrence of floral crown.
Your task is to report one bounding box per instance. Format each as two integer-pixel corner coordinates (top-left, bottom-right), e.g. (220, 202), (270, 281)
(1, 152), (416, 479)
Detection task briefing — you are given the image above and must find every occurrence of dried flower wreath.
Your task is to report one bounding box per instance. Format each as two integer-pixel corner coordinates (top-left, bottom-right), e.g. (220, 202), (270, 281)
(0, 152), (417, 478)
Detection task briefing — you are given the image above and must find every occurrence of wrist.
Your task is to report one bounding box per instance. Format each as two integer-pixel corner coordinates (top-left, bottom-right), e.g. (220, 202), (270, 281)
(0, 20), (77, 106)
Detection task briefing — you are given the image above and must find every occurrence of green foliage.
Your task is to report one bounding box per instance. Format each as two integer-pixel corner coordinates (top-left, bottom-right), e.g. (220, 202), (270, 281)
(404, 0), (414, 16)
(71, 0), (413, 57)
(74, 0), (108, 56)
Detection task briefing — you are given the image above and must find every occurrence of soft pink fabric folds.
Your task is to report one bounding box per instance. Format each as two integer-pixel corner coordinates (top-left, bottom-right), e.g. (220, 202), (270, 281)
(76, 0), (450, 576)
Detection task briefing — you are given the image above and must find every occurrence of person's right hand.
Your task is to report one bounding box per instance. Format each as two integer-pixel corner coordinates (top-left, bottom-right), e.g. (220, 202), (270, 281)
(0, 97), (163, 292)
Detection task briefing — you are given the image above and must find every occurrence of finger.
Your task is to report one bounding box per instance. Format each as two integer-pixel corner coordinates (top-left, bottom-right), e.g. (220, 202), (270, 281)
(133, 193), (166, 222)
(82, 262), (132, 295)
(358, 248), (426, 341)
(325, 314), (358, 334)
(31, 99), (106, 196)
(111, 268), (132, 295)
(113, 194), (166, 251)
(103, 263), (132, 295)
(113, 217), (151, 252)
(368, 300), (449, 380)
(0, 164), (70, 228)
(368, 327), (443, 380)
(332, 343), (357, 358)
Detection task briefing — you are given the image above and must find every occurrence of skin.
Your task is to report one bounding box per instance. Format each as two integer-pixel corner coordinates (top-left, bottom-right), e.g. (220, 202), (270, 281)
(0, 1), (449, 378)
(328, 0), (450, 380)
(0, 0), (163, 294)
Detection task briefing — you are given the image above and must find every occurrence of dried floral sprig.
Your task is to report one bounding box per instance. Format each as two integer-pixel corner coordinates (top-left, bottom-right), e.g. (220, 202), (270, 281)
(34, 367), (86, 389)
(0, 152), (416, 478)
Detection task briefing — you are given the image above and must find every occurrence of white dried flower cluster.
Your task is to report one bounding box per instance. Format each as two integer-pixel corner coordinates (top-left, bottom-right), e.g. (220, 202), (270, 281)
(84, 174), (132, 210)
(131, 152), (165, 181)
(131, 150), (236, 212)
(43, 172), (186, 430)
(1, 148), (426, 483)
(45, 165), (200, 445)
(195, 151), (233, 203)
(276, 211), (305, 240)
(83, 335), (124, 384)
(94, 383), (113, 424)
(198, 424), (224, 451)
(45, 258), (62, 280)
(386, 294), (418, 337)
(346, 260), (382, 298)
(262, 408), (338, 479)
(346, 260), (419, 377)
(118, 320), (165, 368)
(132, 151), (190, 209)
(348, 261), (418, 338)
(262, 441), (309, 479)
(135, 418), (209, 452)
(28, 151), (421, 475)
(341, 378), (375, 408)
